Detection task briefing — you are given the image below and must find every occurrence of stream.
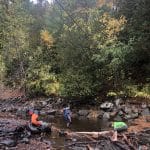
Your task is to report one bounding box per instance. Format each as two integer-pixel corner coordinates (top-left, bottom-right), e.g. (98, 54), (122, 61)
(43, 117), (110, 149)
(46, 117), (109, 131)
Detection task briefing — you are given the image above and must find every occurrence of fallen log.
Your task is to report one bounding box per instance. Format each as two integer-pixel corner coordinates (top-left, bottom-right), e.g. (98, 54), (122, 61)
(51, 124), (150, 149)
(74, 131), (112, 135)
(67, 131), (113, 139)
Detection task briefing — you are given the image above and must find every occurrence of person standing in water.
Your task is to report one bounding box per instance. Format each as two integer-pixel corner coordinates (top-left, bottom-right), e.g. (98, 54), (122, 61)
(63, 104), (72, 127)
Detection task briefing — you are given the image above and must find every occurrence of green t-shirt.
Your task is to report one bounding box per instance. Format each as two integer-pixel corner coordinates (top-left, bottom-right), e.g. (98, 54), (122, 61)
(113, 122), (127, 129)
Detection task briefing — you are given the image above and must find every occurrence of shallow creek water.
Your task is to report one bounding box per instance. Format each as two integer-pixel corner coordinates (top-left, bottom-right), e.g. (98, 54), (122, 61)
(43, 117), (110, 149)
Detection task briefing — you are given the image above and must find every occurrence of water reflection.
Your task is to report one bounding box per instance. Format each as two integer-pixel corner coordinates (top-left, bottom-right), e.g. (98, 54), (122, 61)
(44, 116), (110, 131)
(43, 116), (110, 149)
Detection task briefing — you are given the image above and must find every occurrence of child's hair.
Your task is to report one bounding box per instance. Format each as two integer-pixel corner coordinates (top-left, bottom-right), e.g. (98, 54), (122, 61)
(34, 110), (39, 115)
(63, 103), (68, 107)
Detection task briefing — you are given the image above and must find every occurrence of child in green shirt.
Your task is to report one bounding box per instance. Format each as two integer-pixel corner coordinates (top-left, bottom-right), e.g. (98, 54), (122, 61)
(112, 121), (128, 132)
(111, 121), (128, 141)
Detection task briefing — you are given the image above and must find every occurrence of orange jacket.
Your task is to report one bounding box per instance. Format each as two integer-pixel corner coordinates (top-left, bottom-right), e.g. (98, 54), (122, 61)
(31, 113), (41, 126)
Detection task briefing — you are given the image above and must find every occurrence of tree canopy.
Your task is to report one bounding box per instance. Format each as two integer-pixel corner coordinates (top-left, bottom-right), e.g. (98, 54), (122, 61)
(0, 0), (150, 99)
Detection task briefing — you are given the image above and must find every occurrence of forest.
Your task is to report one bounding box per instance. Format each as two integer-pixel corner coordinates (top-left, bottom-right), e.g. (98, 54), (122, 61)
(0, 1), (150, 149)
(0, 0), (150, 99)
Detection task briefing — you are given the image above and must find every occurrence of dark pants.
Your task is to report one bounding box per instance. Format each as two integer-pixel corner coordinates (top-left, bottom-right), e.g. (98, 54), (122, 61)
(114, 125), (128, 132)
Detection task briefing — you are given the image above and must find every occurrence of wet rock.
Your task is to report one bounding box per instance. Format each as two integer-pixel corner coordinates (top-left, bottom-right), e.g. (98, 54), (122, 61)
(43, 140), (51, 148)
(113, 115), (122, 121)
(56, 110), (63, 116)
(0, 139), (17, 147)
(46, 104), (53, 109)
(100, 102), (114, 110)
(132, 113), (139, 119)
(132, 108), (139, 113)
(141, 108), (150, 116)
(87, 111), (101, 119)
(125, 114), (132, 120)
(110, 111), (118, 118)
(102, 112), (110, 120)
(71, 146), (87, 150)
(97, 110), (104, 118)
(141, 103), (147, 109)
(47, 115), (55, 120)
(124, 106), (132, 114)
(78, 110), (89, 116)
(8, 106), (17, 113)
(42, 101), (47, 106)
(118, 110), (124, 116)
(59, 130), (67, 136)
(145, 116), (150, 122)
(115, 98), (123, 106)
(1, 108), (6, 112)
(16, 108), (27, 117)
(29, 102), (34, 107)
(124, 113), (138, 120)
(20, 138), (30, 144)
(55, 98), (63, 105)
(47, 110), (56, 115)
(40, 111), (46, 115)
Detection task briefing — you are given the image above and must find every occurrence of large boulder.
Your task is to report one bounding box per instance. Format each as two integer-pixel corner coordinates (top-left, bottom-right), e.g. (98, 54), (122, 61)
(132, 108), (139, 113)
(42, 101), (47, 107)
(124, 113), (139, 120)
(87, 111), (102, 119)
(124, 106), (132, 114)
(141, 103), (147, 109)
(78, 110), (89, 116)
(141, 108), (150, 116)
(113, 115), (123, 121)
(114, 98), (123, 106)
(100, 102), (114, 110)
(102, 112), (110, 120)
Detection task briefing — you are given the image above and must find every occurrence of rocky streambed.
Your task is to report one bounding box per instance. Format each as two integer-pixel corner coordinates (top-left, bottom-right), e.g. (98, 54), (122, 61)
(0, 96), (150, 149)
(1, 96), (150, 121)
(0, 112), (150, 150)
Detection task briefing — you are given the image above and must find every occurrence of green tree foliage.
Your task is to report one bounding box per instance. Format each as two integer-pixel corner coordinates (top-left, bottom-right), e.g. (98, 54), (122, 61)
(25, 30), (60, 96)
(57, 2), (127, 96)
(0, 0), (32, 87)
(0, 0), (149, 98)
(116, 0), (150, 83)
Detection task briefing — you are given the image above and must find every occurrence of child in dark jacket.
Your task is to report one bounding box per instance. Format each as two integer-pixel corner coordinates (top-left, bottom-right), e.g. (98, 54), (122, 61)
(63, 105), (72, 127)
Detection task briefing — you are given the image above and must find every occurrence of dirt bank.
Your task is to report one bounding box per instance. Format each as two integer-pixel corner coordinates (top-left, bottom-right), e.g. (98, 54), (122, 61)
(0, 85), (24, 100)
(128, 117), (150, 133)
